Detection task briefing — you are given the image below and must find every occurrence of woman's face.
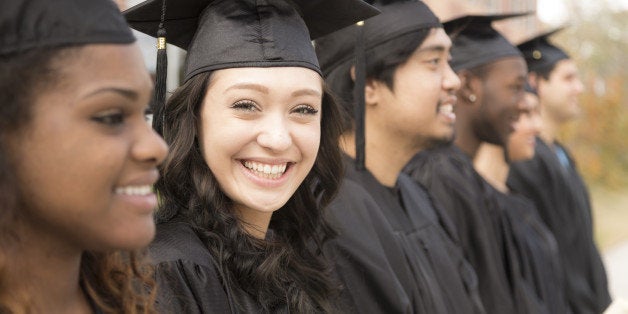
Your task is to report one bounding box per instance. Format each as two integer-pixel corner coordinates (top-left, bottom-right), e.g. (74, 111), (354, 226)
(10, 44), (168, 252)
(198, 67), (322, 223)
(507, 92), (542, 161)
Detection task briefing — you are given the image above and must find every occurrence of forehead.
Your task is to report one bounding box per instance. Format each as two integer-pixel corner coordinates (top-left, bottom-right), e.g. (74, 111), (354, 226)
(415, 27), (452, 52)
(210, 67), (323, 90)
(59, 43), (152, 90)
(552, 59), (578, 76)
(484, 56), (527, 80)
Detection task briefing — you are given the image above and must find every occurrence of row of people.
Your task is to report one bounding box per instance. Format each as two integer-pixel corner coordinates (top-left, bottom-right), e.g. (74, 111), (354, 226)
(0, 0), (610, 313)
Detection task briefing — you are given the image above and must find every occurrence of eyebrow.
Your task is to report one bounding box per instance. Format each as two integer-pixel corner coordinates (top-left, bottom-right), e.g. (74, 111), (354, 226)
(226, 83), (321, 97)
(82, 87), (140, 101)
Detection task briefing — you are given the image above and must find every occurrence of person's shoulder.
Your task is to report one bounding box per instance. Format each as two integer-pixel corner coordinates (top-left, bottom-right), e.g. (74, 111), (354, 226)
(149, 220), (214, 267)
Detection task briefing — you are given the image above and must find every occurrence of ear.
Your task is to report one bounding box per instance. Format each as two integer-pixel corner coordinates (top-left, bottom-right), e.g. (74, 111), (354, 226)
(351, 65), (382, 107)
(457, 70), (480, 103)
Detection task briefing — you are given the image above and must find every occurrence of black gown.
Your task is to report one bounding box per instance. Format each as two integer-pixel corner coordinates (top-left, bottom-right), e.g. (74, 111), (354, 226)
(403, 145), (518, 314)
(149, 220), (286, 313)
(508, 138), (611, 314)
(333, 155), (485, 314)
(496, 191), (571, 314)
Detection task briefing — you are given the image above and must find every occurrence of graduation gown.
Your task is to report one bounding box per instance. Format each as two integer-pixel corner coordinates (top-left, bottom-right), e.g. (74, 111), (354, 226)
(325, 180), (415, 313)
(496, 191), (571, 314)
(403, 145), (518, 314)
(508, 138), (611, 314)
(149, 221), (287, 314)
(336, 155), (485, 314)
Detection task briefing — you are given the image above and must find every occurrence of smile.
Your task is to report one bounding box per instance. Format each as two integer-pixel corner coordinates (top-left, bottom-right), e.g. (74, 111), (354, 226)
(114, 185), (153, 196)
(242, 161), (289, 180)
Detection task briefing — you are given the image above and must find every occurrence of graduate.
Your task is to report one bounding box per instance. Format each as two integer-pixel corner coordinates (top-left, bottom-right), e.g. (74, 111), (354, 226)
(474, 90), (571, 314)
(403, 13), (532, 313)
(124, 0), (378, 312)
(315, 0), (485, 313)
(0, 0), (168, 312)
(508, 28), (612, 314)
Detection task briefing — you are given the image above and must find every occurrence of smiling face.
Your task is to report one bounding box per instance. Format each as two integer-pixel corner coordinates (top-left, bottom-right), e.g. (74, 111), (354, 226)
(470, 56), (528, 146)
(507, 92), (542, 161)
(198, 67), (322, 225)
(369, 27), (460, 150)
(537, 59), (584, 123)
(10, 44), (168, 252)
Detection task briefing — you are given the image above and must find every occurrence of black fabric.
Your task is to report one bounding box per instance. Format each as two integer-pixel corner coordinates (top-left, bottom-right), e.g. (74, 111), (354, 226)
(445, 13), (526, 72)
(0, 0), (135, 55)
(403, 145), (518, 314)
(324, 180), (414, 313)
(339, 155), (486, 314)
(517, 28), (570, 73)
(149, 221), (286, 313)
(495, 191), (571, 314)
(508, 138), (612, 314)
(124, 0), (379, 81)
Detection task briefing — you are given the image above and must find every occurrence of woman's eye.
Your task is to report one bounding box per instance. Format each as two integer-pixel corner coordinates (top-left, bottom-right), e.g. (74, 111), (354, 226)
(92, 111), (124, 126)
(292, 104), (319, 115)
(231, 100), (258, 112)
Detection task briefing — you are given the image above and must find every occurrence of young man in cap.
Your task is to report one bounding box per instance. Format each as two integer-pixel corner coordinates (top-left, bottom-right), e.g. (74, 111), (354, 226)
(508, 29), (612, 314)
(403, 13), (532, 314)
(316, 0), (485, 313)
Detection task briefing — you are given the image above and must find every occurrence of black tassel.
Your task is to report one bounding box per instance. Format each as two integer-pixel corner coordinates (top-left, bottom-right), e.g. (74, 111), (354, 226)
(353, 21), (366, 171)
(152, 0), (168, 136)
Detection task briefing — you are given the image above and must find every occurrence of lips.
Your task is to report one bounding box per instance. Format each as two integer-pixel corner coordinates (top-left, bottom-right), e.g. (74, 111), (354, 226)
(114, 185), (153, 196)
(437, 103), (456, 122)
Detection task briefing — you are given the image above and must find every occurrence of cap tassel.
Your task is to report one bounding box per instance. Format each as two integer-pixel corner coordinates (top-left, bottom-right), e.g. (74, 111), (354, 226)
(353, 21), (366, 171)
(152, 0), (168, 136)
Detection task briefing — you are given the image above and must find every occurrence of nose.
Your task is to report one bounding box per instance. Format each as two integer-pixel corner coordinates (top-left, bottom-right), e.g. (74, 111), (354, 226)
(133, 122), (169, 166)
(443, 63), (461, 92)
(574, 78), (585, 95)
(256, 115), (292, 152)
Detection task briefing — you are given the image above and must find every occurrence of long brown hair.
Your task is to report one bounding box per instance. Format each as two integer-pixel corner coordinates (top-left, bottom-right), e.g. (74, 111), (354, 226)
(154, 71), (344, 312)
(0, 47), (156, 314)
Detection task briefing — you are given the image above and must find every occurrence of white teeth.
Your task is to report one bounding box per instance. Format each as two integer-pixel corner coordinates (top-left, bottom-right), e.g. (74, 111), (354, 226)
(243, 161), (288, 179)
(115, 185), (153, 196)
(439, 104), (454, 114)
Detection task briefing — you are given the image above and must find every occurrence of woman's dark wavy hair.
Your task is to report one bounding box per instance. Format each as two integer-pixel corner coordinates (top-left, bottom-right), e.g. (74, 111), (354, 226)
(154, 70), (344, 312)
(0, 47), (156, 314)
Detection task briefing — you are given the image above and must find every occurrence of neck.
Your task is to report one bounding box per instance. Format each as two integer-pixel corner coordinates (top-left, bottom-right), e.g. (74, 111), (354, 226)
(473, 143), (510, 193)
(7, 218), (90, 313)
(540, 102), (559, 145)
(340, 130), (414, 187)
(234, 205), (272, 239)
(453, 112), (481, 158)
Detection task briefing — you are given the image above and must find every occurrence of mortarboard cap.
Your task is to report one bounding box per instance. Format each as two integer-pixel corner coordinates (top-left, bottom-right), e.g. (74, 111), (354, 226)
(516, 27), (569, 73)
(316, 0), (441, 76)
(0, 0), (135, 56)
(125, 0), (380, 81)
(446, 13), (530, 72)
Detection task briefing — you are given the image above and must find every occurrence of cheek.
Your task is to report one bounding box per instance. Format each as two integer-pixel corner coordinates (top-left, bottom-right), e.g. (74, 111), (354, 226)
(294, 122), (321, 162)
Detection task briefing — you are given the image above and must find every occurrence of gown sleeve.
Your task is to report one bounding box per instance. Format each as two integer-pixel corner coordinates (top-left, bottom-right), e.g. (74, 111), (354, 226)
(149, 221), (233, 314)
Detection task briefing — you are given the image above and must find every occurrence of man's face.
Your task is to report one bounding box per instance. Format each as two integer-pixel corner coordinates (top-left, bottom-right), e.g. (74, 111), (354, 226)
(367, 27), (461, 151)
(470, 56), (528, 147)
(537, 59), (584, 123)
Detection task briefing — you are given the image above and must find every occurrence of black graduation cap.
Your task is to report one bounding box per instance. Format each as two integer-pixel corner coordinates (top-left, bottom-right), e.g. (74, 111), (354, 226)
(446, 13), (529, 72)
(0, 0), (135, 56)
(314, 0), (441, 170)
(517, 27), (569, 73)
(125, 0), (380, 80)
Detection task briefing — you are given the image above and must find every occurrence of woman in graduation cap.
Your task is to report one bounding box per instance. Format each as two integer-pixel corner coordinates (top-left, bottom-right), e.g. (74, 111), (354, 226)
(124, 0), (378, 312)
(0, 0), (168, 313)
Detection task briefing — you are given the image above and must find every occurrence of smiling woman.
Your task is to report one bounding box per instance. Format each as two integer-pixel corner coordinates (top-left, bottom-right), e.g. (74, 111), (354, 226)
(0, 0), (168, 313)
(123, 0), (378, 312)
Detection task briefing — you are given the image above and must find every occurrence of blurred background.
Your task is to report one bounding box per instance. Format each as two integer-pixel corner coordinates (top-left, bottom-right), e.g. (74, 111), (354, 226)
(117, 0), (628, 304)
